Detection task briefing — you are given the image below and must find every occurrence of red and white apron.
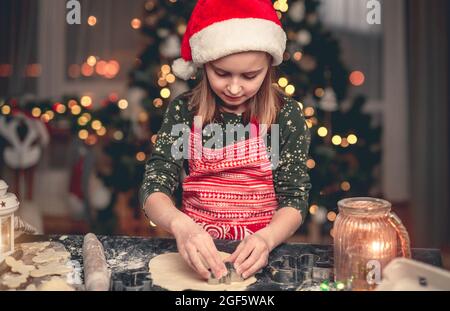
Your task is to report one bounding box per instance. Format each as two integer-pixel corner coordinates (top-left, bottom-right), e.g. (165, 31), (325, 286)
(181, 117), (278, 240)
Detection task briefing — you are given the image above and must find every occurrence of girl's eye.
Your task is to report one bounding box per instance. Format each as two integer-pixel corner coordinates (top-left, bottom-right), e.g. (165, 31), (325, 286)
(215, 72), (228, 77)
(215, 71), (256, 80)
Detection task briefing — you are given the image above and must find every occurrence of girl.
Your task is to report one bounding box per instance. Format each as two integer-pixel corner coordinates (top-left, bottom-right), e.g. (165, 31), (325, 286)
(140, 0), (311, 282)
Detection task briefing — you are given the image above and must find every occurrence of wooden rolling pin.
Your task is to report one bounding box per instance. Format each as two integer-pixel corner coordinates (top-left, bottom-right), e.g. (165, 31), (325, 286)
(82, 233), (111, 291)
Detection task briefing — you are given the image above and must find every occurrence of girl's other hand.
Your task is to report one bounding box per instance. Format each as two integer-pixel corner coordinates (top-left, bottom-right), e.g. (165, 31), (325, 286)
(171, 216), (227, 280)
(225, 233), (270, 279)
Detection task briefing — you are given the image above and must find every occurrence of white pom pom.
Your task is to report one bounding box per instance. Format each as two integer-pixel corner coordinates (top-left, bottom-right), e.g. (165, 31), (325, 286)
(171, 58), (198, 80)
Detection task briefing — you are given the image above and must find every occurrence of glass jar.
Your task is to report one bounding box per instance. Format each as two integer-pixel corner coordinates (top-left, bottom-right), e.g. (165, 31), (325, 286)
(333, 197), (411, 290)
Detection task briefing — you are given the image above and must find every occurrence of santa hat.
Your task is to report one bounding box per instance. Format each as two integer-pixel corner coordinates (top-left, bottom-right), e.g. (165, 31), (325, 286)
(172, 0), (287, 80)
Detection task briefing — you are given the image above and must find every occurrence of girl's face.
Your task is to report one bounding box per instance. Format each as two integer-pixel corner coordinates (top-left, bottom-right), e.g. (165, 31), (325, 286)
(204, 51), (270, 114)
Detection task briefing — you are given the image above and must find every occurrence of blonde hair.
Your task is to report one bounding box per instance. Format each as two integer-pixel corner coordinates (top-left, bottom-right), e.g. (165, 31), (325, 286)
(185, 54), (287, 131)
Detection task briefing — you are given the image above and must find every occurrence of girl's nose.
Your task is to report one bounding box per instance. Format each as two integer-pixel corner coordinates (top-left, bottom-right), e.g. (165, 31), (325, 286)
(227, 84), (242, 95)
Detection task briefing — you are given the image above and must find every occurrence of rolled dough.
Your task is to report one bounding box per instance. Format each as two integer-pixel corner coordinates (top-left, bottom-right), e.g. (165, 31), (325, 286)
(148, 252), (257, 291)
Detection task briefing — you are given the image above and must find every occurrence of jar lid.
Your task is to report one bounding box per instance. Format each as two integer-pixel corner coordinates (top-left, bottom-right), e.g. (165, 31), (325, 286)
(0, 180), (19, 216)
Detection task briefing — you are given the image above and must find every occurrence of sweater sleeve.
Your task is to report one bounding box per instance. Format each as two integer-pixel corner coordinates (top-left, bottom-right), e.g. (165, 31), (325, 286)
(273, 97), (312, 222)
(139, 95), (191, 210)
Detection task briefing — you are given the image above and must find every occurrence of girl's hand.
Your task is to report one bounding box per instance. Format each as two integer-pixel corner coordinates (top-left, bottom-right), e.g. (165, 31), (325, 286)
(225, 233), (270, 279)
(171, 216), (227, 280)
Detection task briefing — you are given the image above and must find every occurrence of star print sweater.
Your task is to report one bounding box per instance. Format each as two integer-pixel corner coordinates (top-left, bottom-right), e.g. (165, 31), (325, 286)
(139, 92), (312, 221)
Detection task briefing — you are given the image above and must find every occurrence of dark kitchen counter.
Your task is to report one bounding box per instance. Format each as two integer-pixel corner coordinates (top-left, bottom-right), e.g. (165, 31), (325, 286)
(15, 235), (443, 291)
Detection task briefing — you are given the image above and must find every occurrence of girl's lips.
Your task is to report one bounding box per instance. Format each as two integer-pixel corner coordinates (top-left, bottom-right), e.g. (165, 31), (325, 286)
(224, 94), (243, 101)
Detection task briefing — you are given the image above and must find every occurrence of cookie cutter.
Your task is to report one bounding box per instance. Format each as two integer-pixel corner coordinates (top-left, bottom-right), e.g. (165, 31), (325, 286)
(110, 271), (152, 291)
(269, 254), (321, 288)
(207, 262), (244, 285)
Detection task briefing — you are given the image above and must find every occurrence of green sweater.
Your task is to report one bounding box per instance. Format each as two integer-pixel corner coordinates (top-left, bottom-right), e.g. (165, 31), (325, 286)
(139, 92), (312, 220)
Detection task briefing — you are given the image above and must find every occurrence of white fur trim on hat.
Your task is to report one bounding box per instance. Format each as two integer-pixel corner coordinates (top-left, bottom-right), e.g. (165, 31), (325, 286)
(190, 18), (286, 66)
(171, 58), (198, 80)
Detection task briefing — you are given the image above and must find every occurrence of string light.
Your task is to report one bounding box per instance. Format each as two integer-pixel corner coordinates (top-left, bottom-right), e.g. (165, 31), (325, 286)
(151, 134), (158, 144)
(113, 131), (124, 141)
(317, 127), (328, 137)
(278, 77), (288, 88)
(161, 64), (171, 75)
(81, 96), (92, 108)
(96, 127), (106, 136)
(305, 119), (313, 128)
(87, 56), (97, 67)
(81, 113), (92, 121)
(0, 64), (12, 77)
(279, 1), (289, 12)
(71, 105), (81, 115)
(273, 1), (280, 11)
(105, 60), (120, 79)
(327, 211), (337, 222)
(160, 88), (171, 99)
(350, 71), (365, 86)
(136, 152), (146, 162)
(158, 78), (168, 87)
(131, 18), (142, 29)
(41, 114), (50, 123)
(340, 138), (349, 148)
(109, 93), (119, 102)
(177, 23), (187, 35)
(347, 134), (358, 145)
(25, 64), (42, 77)
(91, 120), (102, 131)
(118, 99), (128, 110)
(341, 181), (351, 192)
(314, 88), (325, 97)
(332, 135), (342, 145)
(320, 282), (330, 291)
(309, 204), (318, 215)
(68, 100), (78, 109)
(55, 103), (66, 114)
(78, 129), (89, 140)
(46, 111), (55, 120)
(153, 98), (163, 108)
(285, 84), (295, 95)
(166, 74), (176, 83)
(336, 282), (345, 291)
(304, 107), (315, 117)
(306, 159), (316, 169)
(32, 107), (42, 117)
(86, 134), (98, 145)
(81, 63), (94, 77)
(78, 116), (88, 126)
(87, 16), (97, 26)
(1, 105), (11, 115)
(293, 51), (303, 61)
(96, 61), (107, 76)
